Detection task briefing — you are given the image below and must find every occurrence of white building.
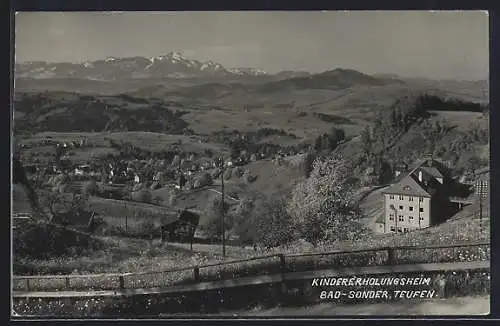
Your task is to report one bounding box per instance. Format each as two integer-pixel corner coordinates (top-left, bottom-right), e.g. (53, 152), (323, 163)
(375, 159), (447, 234)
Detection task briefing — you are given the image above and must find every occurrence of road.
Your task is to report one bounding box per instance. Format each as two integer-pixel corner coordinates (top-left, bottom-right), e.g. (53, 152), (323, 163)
(231, 296), (490, 316)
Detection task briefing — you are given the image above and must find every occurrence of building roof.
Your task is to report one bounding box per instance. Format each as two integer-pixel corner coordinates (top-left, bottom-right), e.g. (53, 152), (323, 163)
(382, 174), (432, 197)
(420, 166), (443, 179)
(375, 212), (385, 224)
(477, 172), (490, 182)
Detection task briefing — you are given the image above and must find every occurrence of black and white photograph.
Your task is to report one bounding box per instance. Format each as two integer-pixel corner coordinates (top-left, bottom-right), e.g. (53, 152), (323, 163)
(11, 11), (490, 317)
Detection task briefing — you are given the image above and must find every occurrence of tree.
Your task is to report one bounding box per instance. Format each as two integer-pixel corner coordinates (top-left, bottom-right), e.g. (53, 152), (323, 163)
(44, 192), (90, 225)
(230, 195), (296, 248)
(230, 197), (258, 245)
(300, 150), (317, 178)
(288, 154), (367, 245)
(199, 197), (231, 240)
(252, 196), (296, 248)
(82, 180), (100, 196)
(360, 125), (372, 156)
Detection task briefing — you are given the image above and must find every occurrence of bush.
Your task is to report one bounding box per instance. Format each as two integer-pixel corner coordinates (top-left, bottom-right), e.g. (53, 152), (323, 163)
(137, 220), (156, 237)
(231, 196), (296, 248)
(196, 173), (213, 187)
(234, 167), (244, 178)
(199, 197), (231, 240)
(131, 189), (153, 204)
(82, 180), (100, 196)
(168, 190), (178, 206)
(223, 168), (233, 180)
(212, 168), (222, 179)
(243, 173), (257, 183)
(13, 221), (103, 259)
(204, 149), (214, 158)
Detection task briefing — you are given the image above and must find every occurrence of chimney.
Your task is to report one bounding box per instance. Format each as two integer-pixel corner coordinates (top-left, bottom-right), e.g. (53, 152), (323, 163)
(418, 171), (423, 183)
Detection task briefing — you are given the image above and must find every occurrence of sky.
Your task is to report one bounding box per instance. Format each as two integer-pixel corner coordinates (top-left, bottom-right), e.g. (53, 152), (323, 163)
(15, 11), (489, 80)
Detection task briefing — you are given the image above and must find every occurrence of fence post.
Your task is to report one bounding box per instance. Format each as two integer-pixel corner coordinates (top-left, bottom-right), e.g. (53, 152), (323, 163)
(278, 254), (287, 298)
(278, 254), (286, 278)
(119, 275), (125, 289)
(65, 277), (70, 289)
(387, 248), (395, 265)
(193, 266), (201, 282)
(25, 279), (30, 291)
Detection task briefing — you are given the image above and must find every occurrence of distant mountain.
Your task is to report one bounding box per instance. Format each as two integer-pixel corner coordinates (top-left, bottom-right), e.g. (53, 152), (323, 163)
(15, 52), (271, 80)
(274, 70), (312, 79)
(256, 68), (405, 93)
(227, 67), (268, 76)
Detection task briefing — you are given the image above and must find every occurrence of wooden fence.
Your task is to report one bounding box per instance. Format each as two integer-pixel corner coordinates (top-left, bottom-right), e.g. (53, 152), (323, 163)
(12, 240), (490, 295)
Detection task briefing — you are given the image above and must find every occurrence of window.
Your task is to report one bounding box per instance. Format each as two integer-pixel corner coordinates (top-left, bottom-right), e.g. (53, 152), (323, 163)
(409, 216), (414, 220)
(399, 205), (403, 210)
(390, 226), (395, 232)
(389, 214), (394, 221)
(409, 197), (414, 201)
(397, 227), (403, 233)
(409, 206), (414, 211)
(389, 195), (394, 199)
(398, 215), (404, 222)
(419, 197), (424, 203)
(419, 207), (424, 213)
(420, 217), (424, 221)
(404, 228), (409, 233)
(399, 195), (404, 200)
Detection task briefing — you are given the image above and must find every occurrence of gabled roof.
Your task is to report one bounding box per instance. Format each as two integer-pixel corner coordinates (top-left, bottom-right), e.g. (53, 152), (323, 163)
(419, 166), (443, 179)
(382, 174), (432, 197)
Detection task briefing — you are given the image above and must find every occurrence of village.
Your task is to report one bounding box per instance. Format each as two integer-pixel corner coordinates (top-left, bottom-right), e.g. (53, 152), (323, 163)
(15, 132), (490, 241)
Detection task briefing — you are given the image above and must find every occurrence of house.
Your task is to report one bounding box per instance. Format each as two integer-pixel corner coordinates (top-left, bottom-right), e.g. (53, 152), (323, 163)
(75, 164), (91, 176)
(394, 162), (409, 178)
(375, 158), (449, 234)
(153, 171), (165, 182)
(473, 169), (489, 197)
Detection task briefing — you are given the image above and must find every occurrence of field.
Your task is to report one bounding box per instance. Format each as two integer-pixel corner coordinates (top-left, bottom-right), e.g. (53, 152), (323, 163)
(181, 104), (365, 140)
(428, 110), (487, 131)
(87, 196), (178, 226)
(13, 236), (232, 276)
(19, 131), (231, 157)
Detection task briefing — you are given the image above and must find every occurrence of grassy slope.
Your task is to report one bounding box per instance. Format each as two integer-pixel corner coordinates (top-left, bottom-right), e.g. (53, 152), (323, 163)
(13, 236), (234, 275)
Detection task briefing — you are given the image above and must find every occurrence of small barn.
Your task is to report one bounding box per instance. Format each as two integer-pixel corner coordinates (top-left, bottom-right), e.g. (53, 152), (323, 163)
(161, 209), (200, 243)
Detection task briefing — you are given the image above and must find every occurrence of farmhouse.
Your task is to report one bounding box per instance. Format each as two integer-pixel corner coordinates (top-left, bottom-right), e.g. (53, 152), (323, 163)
(74, 164), (91, 176)
(375, 158), (450, 234)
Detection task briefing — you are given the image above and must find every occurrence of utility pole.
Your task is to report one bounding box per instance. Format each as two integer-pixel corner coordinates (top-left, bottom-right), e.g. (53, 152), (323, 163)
(217, 155), (226, 258)
(476, 179), (488, 236)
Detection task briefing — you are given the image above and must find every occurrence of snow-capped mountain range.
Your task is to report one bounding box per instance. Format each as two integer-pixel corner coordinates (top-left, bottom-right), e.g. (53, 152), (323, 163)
(15, 52), (307, 80)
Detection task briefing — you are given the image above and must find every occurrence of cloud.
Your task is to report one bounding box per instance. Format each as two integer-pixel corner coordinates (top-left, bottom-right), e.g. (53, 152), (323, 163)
(49, 28), (65, 36)
(187, 44), (264, 60)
